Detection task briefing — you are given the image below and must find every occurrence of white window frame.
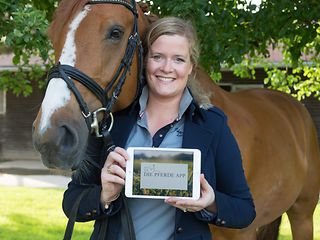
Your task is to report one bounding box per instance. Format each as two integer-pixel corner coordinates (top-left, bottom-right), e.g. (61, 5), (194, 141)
(0, 89), (6, 114)
(231, 84), (264, 92)
(218, 83), (264, 92)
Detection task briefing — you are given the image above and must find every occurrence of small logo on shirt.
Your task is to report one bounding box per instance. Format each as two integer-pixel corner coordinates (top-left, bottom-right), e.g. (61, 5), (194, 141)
(175, 129), (183, 137)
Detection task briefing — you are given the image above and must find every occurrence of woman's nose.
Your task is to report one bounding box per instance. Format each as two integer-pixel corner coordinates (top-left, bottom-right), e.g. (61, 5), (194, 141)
(160, 60), (173, 73)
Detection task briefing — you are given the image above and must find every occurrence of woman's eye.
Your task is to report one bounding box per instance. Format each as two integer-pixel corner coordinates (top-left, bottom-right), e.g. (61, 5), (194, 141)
(175, 58), (185, 63)
(151, 55), (161, 60)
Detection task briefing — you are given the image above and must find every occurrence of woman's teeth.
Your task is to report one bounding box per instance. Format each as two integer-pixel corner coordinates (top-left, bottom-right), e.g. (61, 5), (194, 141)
(158, 76), (174, 82)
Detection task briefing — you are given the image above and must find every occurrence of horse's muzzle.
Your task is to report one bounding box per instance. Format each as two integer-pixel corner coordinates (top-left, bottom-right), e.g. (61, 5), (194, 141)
(32, 120), (87, 170)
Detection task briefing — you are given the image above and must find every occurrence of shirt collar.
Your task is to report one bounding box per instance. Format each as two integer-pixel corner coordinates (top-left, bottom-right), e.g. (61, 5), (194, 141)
(138, 86), (193, 120)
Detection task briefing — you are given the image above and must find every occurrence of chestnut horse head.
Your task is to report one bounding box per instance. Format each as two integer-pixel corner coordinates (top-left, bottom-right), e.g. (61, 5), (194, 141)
(32, 0), (148, 169)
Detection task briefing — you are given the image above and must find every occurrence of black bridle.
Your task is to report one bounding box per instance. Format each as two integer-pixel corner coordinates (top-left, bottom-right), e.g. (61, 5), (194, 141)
(47, 0), (143, 137)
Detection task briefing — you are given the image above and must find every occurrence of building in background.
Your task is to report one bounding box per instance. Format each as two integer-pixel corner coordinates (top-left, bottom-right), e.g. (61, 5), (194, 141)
(0, 53), (319, 161)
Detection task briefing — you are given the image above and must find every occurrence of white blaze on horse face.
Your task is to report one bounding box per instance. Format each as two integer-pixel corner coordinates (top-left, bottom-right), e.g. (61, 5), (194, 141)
(59, 5), (91, 65)
(39, 6), (91, 134)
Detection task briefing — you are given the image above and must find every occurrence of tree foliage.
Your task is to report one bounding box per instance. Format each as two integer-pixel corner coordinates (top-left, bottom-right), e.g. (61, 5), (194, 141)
(0, 0), (319, 100)
(146, 0), (320, 100)
(0, 0), (55, 96)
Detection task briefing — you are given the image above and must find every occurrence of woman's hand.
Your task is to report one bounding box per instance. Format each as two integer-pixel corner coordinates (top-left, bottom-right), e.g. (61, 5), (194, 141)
(165, 174), (216, 213)
(100, 147), (128, 205)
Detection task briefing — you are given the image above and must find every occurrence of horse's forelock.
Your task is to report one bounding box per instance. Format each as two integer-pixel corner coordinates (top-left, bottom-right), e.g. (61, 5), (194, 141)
(137, 2), (159, 25)
(48, 0), (89, 45)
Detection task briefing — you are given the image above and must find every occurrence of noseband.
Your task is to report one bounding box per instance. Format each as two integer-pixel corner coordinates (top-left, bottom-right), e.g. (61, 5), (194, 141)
(47, 0), (142, 137)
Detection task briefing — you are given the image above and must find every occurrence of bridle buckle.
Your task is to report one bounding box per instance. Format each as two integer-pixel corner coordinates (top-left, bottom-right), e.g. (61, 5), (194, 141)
(90, 108), (114, 137)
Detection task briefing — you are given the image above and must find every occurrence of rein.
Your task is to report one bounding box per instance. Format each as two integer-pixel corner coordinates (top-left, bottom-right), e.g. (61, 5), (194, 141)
(47, 0), (143, 137)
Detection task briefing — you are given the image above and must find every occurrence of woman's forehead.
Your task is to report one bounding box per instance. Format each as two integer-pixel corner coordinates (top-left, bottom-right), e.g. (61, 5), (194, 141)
(151, 35), (190, 53)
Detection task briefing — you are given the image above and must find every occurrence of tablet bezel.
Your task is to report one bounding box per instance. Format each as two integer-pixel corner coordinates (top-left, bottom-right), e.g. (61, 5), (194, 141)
(125, 147), (201, 200)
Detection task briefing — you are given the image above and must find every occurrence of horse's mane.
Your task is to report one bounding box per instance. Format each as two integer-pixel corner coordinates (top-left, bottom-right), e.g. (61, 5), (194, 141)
(48, 0), (88, 45)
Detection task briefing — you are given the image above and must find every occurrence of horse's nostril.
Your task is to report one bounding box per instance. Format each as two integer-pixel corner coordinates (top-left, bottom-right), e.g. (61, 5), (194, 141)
(58, 125), (78, 153)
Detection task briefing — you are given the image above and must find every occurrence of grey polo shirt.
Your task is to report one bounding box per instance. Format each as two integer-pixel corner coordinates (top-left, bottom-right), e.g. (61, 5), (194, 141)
(118, 86), (193, 240)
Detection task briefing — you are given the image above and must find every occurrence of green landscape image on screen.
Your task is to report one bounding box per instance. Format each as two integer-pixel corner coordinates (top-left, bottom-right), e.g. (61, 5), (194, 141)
(132, 149), (194, 197)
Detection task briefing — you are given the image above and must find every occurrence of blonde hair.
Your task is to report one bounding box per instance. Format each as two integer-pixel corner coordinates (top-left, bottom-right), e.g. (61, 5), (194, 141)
(145, 17), (199, 66)
(144, 17), (212, 108)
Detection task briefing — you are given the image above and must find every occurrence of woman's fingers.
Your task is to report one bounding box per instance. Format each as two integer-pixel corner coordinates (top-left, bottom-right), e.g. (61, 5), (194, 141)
(100, 147), (129, 205)
(104, 173), (125, 185)
(102, 147), (128, 184)
(165, 198), (202, 212)
(165, 174), (215, 212)
(114, 147), (129, 160)
(200, 174), (215, 206)
(105, 164), (126, 184)
(106, 149), (128, 168)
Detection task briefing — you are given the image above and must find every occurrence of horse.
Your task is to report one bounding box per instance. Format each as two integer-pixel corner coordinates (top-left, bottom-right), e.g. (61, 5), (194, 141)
(32, 0), (320, 239)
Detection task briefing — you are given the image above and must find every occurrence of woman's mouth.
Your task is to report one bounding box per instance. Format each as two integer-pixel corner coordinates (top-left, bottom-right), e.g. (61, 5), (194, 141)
(157, 76), (175, 82)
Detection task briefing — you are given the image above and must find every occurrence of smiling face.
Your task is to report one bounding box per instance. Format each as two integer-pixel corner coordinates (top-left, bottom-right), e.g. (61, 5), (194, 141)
(146, 34), (193, 101)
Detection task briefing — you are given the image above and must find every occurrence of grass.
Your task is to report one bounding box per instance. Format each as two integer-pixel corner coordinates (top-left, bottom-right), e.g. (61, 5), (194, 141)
(0, 186), (319, 239)
(0, 186), (92, 240)
(279, 204), (320, 240)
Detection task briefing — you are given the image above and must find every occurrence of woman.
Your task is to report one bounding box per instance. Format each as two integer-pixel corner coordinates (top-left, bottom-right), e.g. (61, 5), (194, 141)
(63, 17), (256, 240)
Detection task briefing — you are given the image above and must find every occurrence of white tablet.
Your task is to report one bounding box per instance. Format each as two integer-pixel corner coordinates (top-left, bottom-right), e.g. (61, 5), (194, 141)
(125, 147), (201, 200)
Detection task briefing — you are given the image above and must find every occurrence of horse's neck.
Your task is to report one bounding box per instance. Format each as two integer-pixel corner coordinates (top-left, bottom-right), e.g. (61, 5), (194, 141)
(210, 83), (229, 108)
(195, 68), (229, 109)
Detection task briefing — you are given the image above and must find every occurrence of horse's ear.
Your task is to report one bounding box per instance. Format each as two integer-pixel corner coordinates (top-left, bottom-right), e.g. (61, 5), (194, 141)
(138, 2), (159, 24)
(138, 2), (149, 13)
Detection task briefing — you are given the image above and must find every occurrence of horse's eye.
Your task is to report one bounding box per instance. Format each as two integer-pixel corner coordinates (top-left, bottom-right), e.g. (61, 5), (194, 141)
(107, 26), (124, 42)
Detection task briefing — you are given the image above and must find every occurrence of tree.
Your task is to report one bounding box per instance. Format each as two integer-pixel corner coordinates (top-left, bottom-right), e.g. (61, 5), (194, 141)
(0, 0), (319, 100)
(146, 0), (320, 100)
(0, 0), (55, 96)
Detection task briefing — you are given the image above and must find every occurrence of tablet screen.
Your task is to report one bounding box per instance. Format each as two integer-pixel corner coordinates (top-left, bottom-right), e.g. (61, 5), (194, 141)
(125, 147), (201, 199)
